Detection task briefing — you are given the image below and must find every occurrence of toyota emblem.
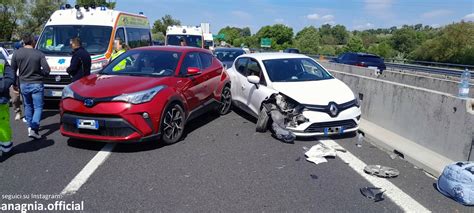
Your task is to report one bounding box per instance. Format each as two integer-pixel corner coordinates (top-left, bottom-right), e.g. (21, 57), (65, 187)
(329, 103), (338, 117)
(55, 75), (61, 82)
(84, 99), (94, 107)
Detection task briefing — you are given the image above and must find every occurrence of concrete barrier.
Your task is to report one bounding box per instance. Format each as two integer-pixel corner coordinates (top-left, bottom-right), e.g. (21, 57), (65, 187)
(325, 65), (474, 176)
(318, 61), (474, 98)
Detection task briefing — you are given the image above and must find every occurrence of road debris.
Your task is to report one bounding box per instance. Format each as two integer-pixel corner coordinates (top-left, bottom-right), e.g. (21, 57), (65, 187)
(304, 143), (346, 165)
(364, 165), (400, 178)
(356, 132), (364, 147)
(360, 187), (385, 202)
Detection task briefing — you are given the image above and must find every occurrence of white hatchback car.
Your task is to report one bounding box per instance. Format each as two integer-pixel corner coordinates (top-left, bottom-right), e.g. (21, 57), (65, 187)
(227, 53), (361, 138)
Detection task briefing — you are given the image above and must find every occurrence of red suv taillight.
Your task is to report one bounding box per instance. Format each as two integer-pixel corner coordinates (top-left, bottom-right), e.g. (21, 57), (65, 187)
(355, 62), (366, 67)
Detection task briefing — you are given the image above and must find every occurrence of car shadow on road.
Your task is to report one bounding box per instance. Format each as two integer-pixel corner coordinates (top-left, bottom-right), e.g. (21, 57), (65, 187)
(114, 141), (166, 153)
(67, 139), (110, 151)
(180, 111), (221, 141)
(0, 139), (54, 162)
(231, 107), (257, 124)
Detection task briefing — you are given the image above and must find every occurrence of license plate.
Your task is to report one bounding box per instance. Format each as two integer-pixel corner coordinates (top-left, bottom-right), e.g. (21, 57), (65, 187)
(46, 89), (62, 97)
(324, 126), (344, 135)
(76, 119), (99, 130)
(368, 66), (379, 71)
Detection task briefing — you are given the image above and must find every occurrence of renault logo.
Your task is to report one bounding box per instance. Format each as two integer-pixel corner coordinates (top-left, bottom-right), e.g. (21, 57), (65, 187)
(329, 103), (338, 117)
(84, 99), (94, 107)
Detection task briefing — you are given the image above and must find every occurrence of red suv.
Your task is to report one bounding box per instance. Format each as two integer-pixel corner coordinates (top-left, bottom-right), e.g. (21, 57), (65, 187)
(60, 46), (232, 144)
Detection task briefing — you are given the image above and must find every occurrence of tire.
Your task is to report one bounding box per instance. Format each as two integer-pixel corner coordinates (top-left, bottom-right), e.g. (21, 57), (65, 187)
(218, 86), (232, 115)
(160, 103), (186, 145)
(256, 107), (270, 132)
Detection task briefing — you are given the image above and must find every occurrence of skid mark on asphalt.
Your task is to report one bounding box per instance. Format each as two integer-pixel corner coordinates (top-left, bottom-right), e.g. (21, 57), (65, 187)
(320, 139), (430, 212)
(60, 143), (116, 196)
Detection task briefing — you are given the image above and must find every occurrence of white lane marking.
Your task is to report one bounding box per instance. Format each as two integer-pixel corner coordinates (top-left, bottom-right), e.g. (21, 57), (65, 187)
(319, 139), (430, 212)
(61, 143), (116, 196)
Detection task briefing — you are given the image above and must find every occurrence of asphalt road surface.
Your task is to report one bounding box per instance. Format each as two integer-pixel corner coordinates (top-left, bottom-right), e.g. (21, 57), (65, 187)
(0, 104), (472, 212)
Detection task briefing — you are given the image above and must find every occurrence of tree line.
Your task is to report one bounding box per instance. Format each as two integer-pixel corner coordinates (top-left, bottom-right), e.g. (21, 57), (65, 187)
(1, 3), (472, 65)
(0, 0), (115, 41)
(216, 22), (474, 65)
(150, 15), (473, 65)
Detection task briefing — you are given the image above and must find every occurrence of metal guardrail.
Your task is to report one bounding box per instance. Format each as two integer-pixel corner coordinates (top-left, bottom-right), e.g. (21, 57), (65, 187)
(385, 59), (474, 71)
(304, 53), (473, 79)
(385, 63), (474, 78)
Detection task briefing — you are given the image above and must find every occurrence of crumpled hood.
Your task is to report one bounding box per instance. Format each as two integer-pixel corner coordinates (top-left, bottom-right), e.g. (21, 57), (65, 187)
(271, 79), (356, 105)
(70, 74), (167, 98)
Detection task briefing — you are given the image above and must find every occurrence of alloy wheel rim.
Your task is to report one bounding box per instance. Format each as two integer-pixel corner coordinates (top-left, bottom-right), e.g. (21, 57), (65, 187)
(163, 106), (184, 140)
(220, 88), (231, 113)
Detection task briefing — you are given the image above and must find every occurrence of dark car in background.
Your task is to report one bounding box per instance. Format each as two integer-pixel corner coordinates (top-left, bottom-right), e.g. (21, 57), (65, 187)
(283, 48), (300, 53)
(332, 52), (386, 72)
(214, 48), (246, 68)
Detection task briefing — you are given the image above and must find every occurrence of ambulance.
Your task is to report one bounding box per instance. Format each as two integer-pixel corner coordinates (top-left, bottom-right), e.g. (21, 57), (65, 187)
(165, 25), (204, 48)
(36, 4), (152, 99)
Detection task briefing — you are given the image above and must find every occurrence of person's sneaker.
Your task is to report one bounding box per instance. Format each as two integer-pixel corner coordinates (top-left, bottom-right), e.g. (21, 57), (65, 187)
(22, 117), (27, 123)
(28, 128), (41, 140)
(0, 141), (13, 153)
(14, 112), (21, 121)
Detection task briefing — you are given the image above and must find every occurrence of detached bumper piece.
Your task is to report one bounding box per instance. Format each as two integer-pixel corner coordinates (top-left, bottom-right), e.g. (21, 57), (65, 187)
(61, 113), (137, 137)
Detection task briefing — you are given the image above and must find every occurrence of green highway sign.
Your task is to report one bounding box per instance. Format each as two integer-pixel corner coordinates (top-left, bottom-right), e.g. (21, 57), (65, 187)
(214, 34), (225, 39)
(260, 38), (271, 48)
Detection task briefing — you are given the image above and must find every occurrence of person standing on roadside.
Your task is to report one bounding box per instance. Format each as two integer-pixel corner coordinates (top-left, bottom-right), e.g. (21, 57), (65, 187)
(10, 40), (24, 121)
(66, 37), (91, 82)
(10, 34), (49, 140)
(0, 53), (15, 154)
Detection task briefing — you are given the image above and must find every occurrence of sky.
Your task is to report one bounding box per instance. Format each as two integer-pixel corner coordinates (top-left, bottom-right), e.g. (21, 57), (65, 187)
(70, 0), (474, 34)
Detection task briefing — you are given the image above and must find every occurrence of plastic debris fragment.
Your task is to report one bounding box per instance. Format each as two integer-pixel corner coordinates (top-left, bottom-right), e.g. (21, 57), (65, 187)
(364, 165), (400, 178)
(360, 187), (385, 202)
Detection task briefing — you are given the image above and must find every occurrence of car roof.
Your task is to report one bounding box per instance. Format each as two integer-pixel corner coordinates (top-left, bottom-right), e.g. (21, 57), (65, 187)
(215, 47), (245, 51)
(345, 52), (380, 57)
(133, 45), (212, 54)
(240, 52), (311, 61)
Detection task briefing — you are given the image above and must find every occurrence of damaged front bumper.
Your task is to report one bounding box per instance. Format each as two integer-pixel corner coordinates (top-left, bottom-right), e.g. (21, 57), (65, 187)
(286, 108), (361, 137)
(263, 93), (361, 138)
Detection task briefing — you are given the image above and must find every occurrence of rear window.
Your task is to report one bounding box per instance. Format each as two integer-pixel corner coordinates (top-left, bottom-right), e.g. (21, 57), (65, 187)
(358, 55), (383, 63)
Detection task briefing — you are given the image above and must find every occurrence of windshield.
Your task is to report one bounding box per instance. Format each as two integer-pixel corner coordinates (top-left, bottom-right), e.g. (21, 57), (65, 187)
(263, 58), (333, 82)
(214, 49), (245, 62)
(205, 40), (214, 48)
(166, 35), (202, 48)
(38, 25), (112, 55)
(101, 50), (181, 77)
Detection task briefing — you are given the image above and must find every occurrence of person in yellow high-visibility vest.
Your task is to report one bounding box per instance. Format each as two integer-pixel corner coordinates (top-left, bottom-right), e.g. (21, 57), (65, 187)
(111, 38), (130, 72)
(0, 57), (15, 154)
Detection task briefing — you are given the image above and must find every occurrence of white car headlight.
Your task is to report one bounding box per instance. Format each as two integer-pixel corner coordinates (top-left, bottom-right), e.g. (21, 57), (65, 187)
(62, 85), (74, 99)
(112, 85), (165, 104)
(91, 60), (108, 72)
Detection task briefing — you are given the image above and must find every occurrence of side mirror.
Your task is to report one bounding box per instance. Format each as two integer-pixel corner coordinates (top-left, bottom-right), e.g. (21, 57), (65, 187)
(247, 75), (260, 85)
(187, 67), (201, 76)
